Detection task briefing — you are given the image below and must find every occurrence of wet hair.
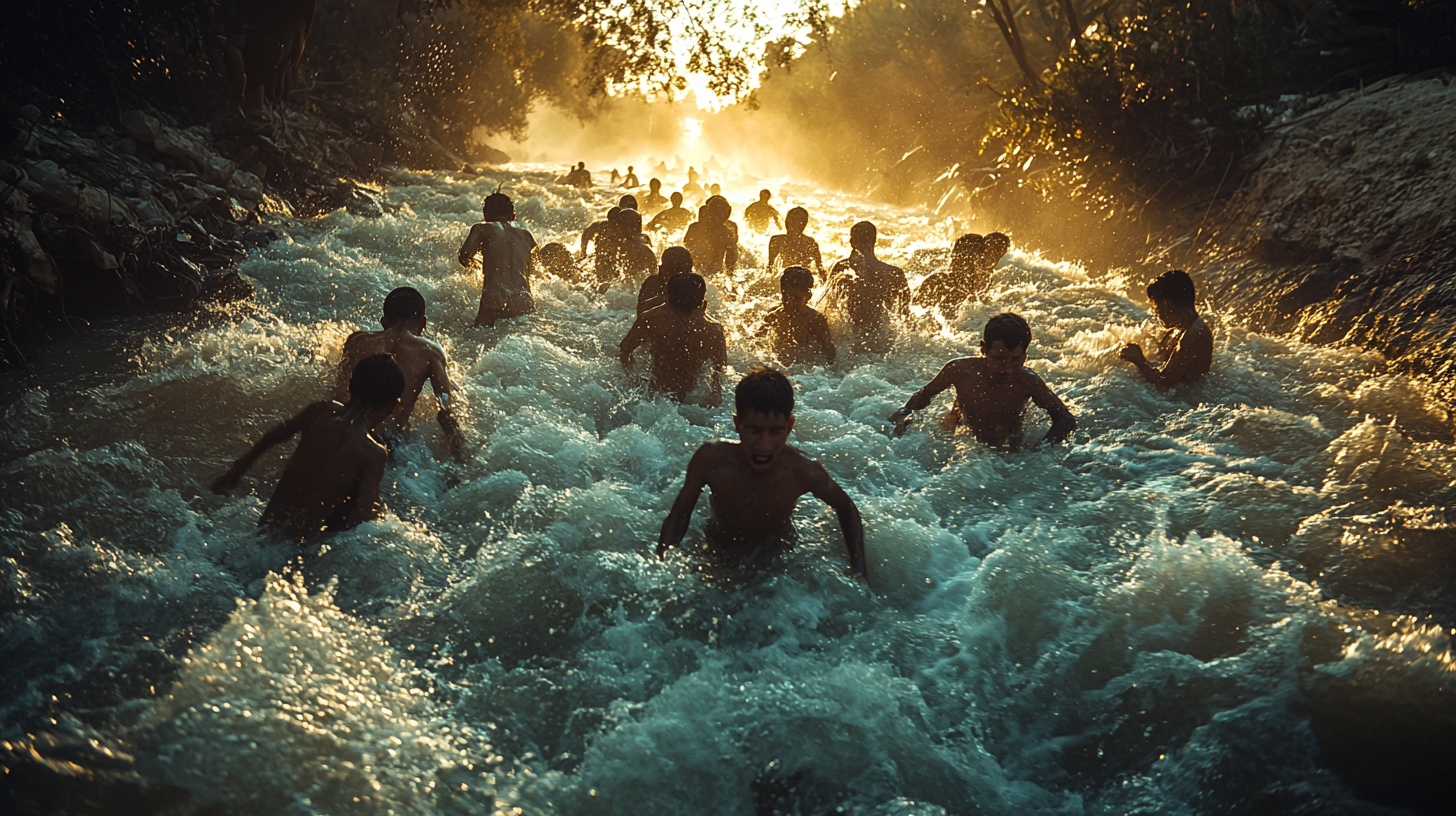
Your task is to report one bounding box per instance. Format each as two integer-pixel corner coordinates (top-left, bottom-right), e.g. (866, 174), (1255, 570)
(350, 354), (406, 407)
(619, 194), (638, 210)
(670, 191), (684, 205)
(983, 312), (1031, 351)
(850, 220), (877, 248)
(661, 246), (693, 276)
(667, 273), (706, 313)
(483, 192), (513, 221)
(950, 234), (985, 275)
(786, 206), (808, 231)
(735, 367), (794, 419)
(984, 232), (1011, 258)
(536, 243), (576, 277)
(606, 206), (623, 224)
(706, 195), (731, 221)
(382, 286), (426, 323)
(617, 208), (642, 234)
(780, 265), (813, 293)
(759, 189), (772, 201)
(1147, 269), (1196, 309)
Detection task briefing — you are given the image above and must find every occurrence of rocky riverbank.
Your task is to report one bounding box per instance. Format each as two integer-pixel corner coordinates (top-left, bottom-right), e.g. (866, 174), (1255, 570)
(1189, 73), (1456, 407)
(0, 99), (507, 369)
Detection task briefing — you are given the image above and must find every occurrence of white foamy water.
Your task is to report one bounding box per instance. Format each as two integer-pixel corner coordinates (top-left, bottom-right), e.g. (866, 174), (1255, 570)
(2, 165), (1453, 815)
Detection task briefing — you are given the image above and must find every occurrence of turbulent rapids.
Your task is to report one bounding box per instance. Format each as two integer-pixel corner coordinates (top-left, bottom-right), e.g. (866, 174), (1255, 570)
(2, 165), (1454, 815)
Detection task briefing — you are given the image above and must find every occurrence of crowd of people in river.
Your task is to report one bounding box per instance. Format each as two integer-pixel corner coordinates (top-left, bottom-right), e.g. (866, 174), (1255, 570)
(212, 163), (1214, 581)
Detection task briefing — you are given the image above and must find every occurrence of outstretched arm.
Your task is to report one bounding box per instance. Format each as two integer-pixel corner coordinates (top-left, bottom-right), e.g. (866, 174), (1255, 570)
(888, 361), (959, 436)
(810, 465), (867, 581)
(211, 401), (329, 493)
(426, 343), (465, 460)
(1029, 374), (1077, 443)
(658, 448), (710, 558)
(619, 314), (651, 368)
(458, 224), (485, 269)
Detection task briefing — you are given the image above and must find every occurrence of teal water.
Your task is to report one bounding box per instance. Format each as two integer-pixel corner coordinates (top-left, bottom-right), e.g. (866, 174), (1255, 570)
(2, 164), (1453, 814)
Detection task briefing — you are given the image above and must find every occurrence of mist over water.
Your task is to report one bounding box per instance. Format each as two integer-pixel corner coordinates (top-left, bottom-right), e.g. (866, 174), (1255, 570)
(3, 164), (1454, 815)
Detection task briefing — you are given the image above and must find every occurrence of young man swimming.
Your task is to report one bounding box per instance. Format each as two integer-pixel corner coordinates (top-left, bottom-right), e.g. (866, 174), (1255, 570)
(1120, 269), (1213, 387)
(336, 287), (464, 460)
(458, 190), (537, 326)
(756, 265), (835, 367)
(636, 246), (695, 316)
(767, 206), (826, 280)
(888, 312), (1076, 448)
(657, 368), (867, 580)
(212, 354), (404, 540)
(619, 273), (728, 406)
(827, 221), (910, 348)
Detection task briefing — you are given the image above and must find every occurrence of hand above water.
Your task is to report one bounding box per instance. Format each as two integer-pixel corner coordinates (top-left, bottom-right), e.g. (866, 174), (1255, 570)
(887, 407), (912, 437)
(1119, 343), (1147, 364)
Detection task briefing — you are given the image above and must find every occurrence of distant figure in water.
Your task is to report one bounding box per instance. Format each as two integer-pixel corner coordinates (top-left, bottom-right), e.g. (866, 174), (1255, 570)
(888, 312), (1076, 448)
(621, 165), (640, 188)
(648, 192), (693, 235)
(639, 178), (669, 213)
(684, 195), (739, 277)
(610, 168), (621, 185)
(756, 266), (835, 367)
(619, 273), (727, 406)
(637, 245), (694, 316)
(914, 233), (984, 311)
(535, 242), (581, 282)
(1120, 269), (1213, 387)
(682, 167), (705, 203)
(709, 183), (723, 200)
(614, 209), (658, 288)
(657, 368), (867, 580)
(211, 354), (403, 540)
(335, 287), (464, 460)
(827, 221), (909, 349)
(564, 161), (591, 189)
(618, 193), (638, 211)
(744, 189), (783, 233)
(581, 206), (623, 284)
(459, 190), (537, 326)
(767, 206), (826, 280)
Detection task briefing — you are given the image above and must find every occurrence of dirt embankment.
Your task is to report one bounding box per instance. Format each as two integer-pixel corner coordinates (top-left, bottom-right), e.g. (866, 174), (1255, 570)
(1193, 74), (1456, 404)
(0, 100), (508, 369)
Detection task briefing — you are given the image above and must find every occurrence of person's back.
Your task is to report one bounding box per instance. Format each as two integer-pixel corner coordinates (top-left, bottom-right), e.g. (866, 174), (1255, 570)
(768, 207), (826, 280)
(889, 313), (1076, 448)
(583, 207), (624, 285)
(337, 287), (463, 457)
(758, 266), (834, 367)
(683, 196), (738, 278)
(620, 273), (727, 405)
(744, 189), (782, 233)
(614, 209), (657, 287)
(639, 178), (670, 213)
(649, 192), (693, 235)
(212, 354), (405, 540)
(828, 221), (908, 340)
(915, 233), (984, 311)
(459, 191), (537, 326)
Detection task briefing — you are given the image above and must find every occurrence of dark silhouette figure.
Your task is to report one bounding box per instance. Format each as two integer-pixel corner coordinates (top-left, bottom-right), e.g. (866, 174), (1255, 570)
(226, 0), (317, 118)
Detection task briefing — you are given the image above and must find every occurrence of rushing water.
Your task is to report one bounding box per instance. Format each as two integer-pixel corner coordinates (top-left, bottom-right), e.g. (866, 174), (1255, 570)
(2, 164), (1454, 815)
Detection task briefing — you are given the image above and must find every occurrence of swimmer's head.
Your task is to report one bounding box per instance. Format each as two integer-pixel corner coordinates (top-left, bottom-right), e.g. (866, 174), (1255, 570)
(649, 178), (662, 191)
(950, 234), (985, 276)
(618, 208), (643, 235)
(667, 273), (707, 313)
(707, 195), (731, 221)
(536, 243), (576, 278)
(482, 192), (513, 221)
(786, 206), (808, 233)
(382, 286), (427, 331)
(606, 206), (623, 225)
(735, 367), (794, 420)
(984, 232), (1011, 260)
(849, 221), (877, 251)
(350, 354), (406, 407)
(619, 194), (638, 210)
(627, 165), (634, 172)
(710, 183), (722, 196)
(577, 161), (585, 169)
(661, 246), (693, 278)
(1147, 269), (1196, 310)
(670, 191), (684, 206)
(981, 312), (1031, 374)
(780, 266), (814, 303)
(759, 189), (772, 202)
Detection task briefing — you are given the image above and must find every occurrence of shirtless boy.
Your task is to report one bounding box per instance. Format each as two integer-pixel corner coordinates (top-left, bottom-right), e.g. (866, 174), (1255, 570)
(657, 368), (867, 580)
(743, 189), (783, 233)
(888, 312), (1076, 448)
(914, 233), (984, 311)
(756, 266), (835, 367)
(767, 207), (826, 279)
(619, 273), (728, 406)
(683, 196), (739, 278)
(648, 192), (693, 235)
(211, 354), (404, 540)
(828, 221), (910, 347)
(637, 246), (694, 315)
(458, 191), (537, 326)
(639, 178), (670, 213)
(1120, 269), (1213, 387)
(336, 287), (464, 459)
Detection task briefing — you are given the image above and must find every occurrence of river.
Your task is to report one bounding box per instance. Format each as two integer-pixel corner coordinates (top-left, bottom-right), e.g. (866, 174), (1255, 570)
(2, 164), (1452, 815)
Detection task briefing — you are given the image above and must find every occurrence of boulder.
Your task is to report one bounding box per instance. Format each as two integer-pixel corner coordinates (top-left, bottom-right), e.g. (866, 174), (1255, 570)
(121, 110), (163, 144)
(1, 211), (61, 294)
